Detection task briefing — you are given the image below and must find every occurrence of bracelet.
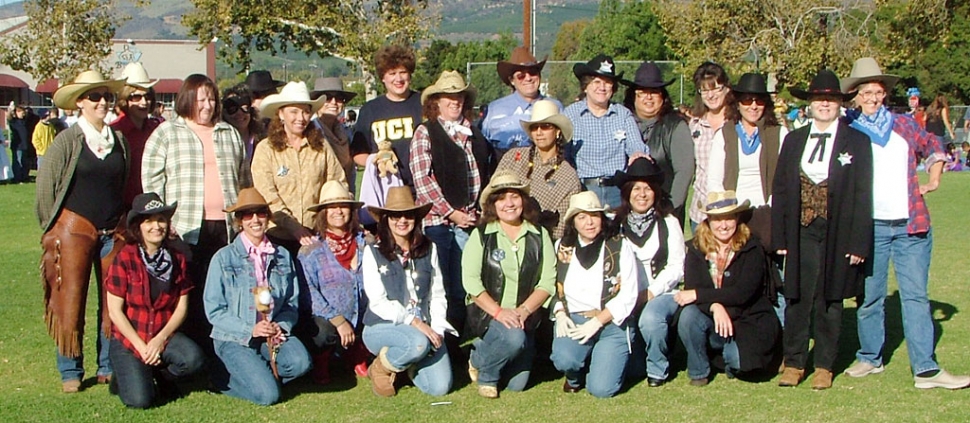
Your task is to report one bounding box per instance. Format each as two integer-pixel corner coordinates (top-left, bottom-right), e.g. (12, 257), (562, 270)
(520, 304), (532, 315)
(492, 307), (503, 319)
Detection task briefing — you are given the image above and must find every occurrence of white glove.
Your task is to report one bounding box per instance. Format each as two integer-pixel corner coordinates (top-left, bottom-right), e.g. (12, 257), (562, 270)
(567, 318), (604, 344)
(554, 311), (576, 338)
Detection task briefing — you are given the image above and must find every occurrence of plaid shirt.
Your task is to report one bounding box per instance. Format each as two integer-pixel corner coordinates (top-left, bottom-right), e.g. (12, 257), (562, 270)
(885, 114), (945, 234)
(142, 117), (246, 245)
(104, 244), (193, 358)
(689, 117), (719, 224)
(410, 117), (483, 228)
(562, 101), (647, 179)
(496, 146), (581, 238)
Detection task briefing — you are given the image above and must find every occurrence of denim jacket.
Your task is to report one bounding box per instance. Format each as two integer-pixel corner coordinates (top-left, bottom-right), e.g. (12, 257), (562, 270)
(204, 235), (300, 345)
(297, 233), (366, 328)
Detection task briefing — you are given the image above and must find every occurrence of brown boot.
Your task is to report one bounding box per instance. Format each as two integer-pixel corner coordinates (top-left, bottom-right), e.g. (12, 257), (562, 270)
(779, 367), (805, 387)
(812, 368), (834, 390)
(368, 347), (399, 397)
(311, 349), (332, 385)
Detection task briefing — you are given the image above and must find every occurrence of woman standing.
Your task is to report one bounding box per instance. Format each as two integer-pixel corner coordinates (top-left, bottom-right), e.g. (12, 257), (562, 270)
(462, 171), (556, 398)
(688, 62), (734, 230)
(675, 191), (780, 386)
(221, 83), (264, 188)
(204, 188), (311, 406)
(105, 193), (203, 408)
(550, 191), (638, 398)
(361, 187), (455, 397)
(37, 70), (129, 392)
(111, 62), (161, 207)
(298, 181), (369, 384)
(925, 95), (956, 142)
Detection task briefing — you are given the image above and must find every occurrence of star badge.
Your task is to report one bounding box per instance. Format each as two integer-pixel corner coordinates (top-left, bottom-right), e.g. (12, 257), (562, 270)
(838, 152), (853, 166)
(614, 130), (626, 142)
(598, 60), (613, 74)
(378, 265), (388, 275)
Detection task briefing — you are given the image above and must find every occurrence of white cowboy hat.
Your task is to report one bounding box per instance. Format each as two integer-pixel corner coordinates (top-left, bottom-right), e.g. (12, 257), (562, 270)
(703, 190), (751, 217)
(840, 57), (900, 93)
(258, 81), (328, 119)
(564, 191), (610, 223)
(519, 99), (573, 142)
(479, 170), (530, 209)
(121, 62), (157, 89)
(52, 70), (127, 110)
(306, 180), (363, 212)
(421, 70), (477, 106)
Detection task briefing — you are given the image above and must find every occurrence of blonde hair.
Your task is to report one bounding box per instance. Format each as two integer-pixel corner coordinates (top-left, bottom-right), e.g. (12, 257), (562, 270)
(693, 216), (750, 254)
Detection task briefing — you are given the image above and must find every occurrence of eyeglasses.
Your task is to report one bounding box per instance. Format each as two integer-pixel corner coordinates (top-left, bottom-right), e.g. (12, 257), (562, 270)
(127, 93), (153, 103)
(530, 122), (557, 132)
(514, 69), (540, 80)
(223, 101), (250, 115)
(636, 89), (663, 98)
(857, 90), (886, 99)
(738, 97), (766, 106)
(238, 209), (270, 220)
(697, 85), (725, 95)
(83, 92), (116, 103)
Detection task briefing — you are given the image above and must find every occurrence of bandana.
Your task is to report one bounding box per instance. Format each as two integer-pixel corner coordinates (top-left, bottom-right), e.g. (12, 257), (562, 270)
(77, 117), (116, 160)
(624, 209), (656, 247)
(140, 246), (173, 285)
(441, 119), (473, 138)
(847, 106), (893, 147)
(325, 230), (357, 270)
(574, 236), (605, 270)
(737, 122), (761, 156)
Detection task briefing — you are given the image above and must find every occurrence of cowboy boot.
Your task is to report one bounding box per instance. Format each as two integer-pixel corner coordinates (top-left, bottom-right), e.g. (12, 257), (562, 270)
(311, 348), (333, 385)
(368, 347), (400, 397)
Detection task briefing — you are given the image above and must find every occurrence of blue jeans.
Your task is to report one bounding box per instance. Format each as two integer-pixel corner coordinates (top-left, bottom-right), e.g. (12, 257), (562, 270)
(581, 181), (621, 209)
(423, 224), (466, 328)
(56, 234), (114, 382)
(678, 304), (740, 380)
(551, 313), (631, 398)
(109, 333), (204, 408)
(856, 221), (938, 374)
(638, 293), (679, 380)
(11, 149), (26, 182)
(470, 320), (535, 391)
(362, 323), (452, 396)
(212, 337), (311, 406)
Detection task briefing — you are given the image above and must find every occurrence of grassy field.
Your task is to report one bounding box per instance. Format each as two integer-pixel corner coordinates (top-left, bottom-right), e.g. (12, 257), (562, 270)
(1, 172), (969, 422)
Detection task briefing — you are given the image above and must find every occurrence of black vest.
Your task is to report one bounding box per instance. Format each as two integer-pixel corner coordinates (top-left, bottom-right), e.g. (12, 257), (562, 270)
(427, 120), (493, 211)
(621, 216), (669, 279)
(552, 236), (625, 313)
(362, 246), (435, 326)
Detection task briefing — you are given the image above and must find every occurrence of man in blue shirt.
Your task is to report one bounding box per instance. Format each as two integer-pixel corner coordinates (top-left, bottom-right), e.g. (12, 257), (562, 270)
(481, 46), (562, 158)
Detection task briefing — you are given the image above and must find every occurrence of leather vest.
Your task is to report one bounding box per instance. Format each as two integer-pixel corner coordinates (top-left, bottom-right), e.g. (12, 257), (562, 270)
(553, 236), (624, 313)
(466, 227), (543, 338)
(427, 120), (492, 211)
(622, 216), (669, 279)
(362, 248), (435, 326)
(722, 121), (781, 203)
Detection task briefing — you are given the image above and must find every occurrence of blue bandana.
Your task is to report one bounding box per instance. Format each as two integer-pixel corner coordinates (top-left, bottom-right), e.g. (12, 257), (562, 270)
(736, 122), (761, 156)
(847, 106), (893, 147)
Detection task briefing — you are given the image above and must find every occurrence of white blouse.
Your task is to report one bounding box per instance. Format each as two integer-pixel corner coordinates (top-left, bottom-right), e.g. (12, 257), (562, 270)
(628, 215), (686, 298)
(552, 238), (639, 325)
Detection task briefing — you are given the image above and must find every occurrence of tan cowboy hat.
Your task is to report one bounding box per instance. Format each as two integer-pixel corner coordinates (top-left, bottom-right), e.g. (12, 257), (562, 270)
(52, 70), (127, 110)
(307, 180), (363, 212)
(309, 77), (357, 102)
(564, 191), (610, 223)
(519, 99), (573, 142)
(421, 70), (477, 106)
(703, 190), (750, 217)
(224, 188), (270, 213)
(496, 46), (547, 85)
(366, 186), (433, 222)
(479, 170), (530, 209)
(840, 57), (900, 93)
(121, 62), (157, 90)
(258, 81), (328, 119)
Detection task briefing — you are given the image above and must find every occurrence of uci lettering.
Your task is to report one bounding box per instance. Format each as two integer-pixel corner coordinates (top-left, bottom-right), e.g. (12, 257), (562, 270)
(371, 118), (415, 143)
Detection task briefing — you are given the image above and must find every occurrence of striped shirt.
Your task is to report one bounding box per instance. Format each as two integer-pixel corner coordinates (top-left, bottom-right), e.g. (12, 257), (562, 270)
(563, 101), (647, 179)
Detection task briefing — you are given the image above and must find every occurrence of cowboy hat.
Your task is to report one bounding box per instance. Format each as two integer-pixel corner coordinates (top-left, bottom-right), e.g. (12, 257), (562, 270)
(307, 180), (363, 212)
(246, 70), (285, 95)
(479, 170), (530, 209)
(840, 57), (900, 93)
(496, 46), (547, 85)
(564, 191), (610, 223)
(608, 157), (664, 188)
(732, 73), (773, 95)
(366, 186), (433, 222)
(259, 81), (328, 119)
(309, 77), (357, 102)
(421, 70), (477, 106)
(573, 54), (623, 82)
(224, 188), (271, 213)
(120, 62), (157, 90)
(620, 61), (674, 89)
(790, 69), (857, 101)
(52, 70), (127, 110)
(518, 99), (573, 142)
(126, 192), (177, 227)
(703, 190), (750, 217)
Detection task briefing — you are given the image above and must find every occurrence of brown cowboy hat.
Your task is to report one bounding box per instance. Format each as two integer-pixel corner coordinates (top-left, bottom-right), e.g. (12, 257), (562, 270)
(366, 186), (433, 222)
(225, 188), (270, 213)
(496, 46), (547, 85)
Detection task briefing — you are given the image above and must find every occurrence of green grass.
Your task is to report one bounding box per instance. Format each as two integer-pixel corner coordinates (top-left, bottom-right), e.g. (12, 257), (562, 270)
(2, 172), (970, 422)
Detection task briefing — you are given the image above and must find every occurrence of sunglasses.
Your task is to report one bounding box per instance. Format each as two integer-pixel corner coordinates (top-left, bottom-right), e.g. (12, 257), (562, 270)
(738, 97), (766, 106)
(127, 93), (153, 103)
(237, 209), (270, 220)
(223, 100), (251, 115)
(530, 122), (557, 131)
(83, 92), (116, 103)
(514, 69), (540, 80)
(386, 213), (414, 221)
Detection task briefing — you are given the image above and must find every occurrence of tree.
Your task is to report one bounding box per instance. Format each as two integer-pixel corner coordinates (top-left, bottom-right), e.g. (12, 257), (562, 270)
(0, 0), (140, 82)
(184, 0), (438, 99)
(412, 34), (518, 105)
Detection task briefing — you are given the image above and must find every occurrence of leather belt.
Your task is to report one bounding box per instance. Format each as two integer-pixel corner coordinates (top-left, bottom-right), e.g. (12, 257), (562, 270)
(581, 177), (610, 186)
(97, 228), (115, 236)
(577, 310), (601, 318)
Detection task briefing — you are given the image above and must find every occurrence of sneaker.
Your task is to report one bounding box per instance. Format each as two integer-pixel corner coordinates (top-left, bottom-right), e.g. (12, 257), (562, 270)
(477, 385), (498, 399)
(689, 378), (709, 387)
(468, 362), (479, 383)
(844, 362), (885, 378)
(62, 379), (81, 394)
(914, 369), (970, 390)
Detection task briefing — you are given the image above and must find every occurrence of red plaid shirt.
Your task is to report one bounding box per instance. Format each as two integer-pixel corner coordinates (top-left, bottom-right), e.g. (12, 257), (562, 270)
(891, 113), (946, 234)
(409, 117), (482, 228)
(104, 243), (193, 357)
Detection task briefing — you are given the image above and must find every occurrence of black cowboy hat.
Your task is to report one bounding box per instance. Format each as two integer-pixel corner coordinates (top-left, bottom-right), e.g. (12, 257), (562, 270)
(127, 192), (177, 227)
(245, 70), (285, 95)
(573, 54), (623, 82)
(608, 157), (665, 188)
(620, 61), (675, 89)
(732, 73), (773, 95)
(790, 69), (857, 101)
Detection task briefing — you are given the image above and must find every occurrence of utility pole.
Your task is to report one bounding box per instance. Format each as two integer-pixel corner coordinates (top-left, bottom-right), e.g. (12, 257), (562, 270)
(523, 0), (532, 52)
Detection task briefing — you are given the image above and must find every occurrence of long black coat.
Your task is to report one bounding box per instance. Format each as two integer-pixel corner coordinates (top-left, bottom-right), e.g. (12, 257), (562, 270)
(685, 238), (781, 373)
(770, 121), (873, 301)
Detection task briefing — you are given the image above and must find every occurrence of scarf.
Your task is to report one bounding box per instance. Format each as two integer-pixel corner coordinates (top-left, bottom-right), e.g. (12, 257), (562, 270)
(737, 122), (761, 156)
(242, 235), (275, 288)
(847, 106), (894, 147)
(706, 248), (735, 289)
(441, 119), (473, 138)
(574, 236), (605, 270)
(624, 209), (656, 247)
(139, 246), (173, 285)
(325, 230), (357, 270)
(77, 117), (115, 160)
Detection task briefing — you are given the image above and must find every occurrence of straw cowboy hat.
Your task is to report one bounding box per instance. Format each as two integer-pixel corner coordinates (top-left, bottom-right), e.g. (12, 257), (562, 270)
(840, 57), (900, 93)
(479, 170), (530, 209)
(126, 192), (177, 227)
(564, 191), (610, 222)
(309, 77), (357, 102)
(421, 70), (477, 106)
(518, 99), (573, 142)
(703, 190), (750, 217)
(258, 81), (328, 119)
(224, 187), (271, 213)
(52, 70), (127, 110)
(620, 61), (674, 89)
(790, 69), (857, 102)
(732, 73), (773, 95)
(496, 46), (547, 85)
(307, 180), (363, 212)
(608, 157), (665, 188)
(121, 62), (157, 90)
(366, 186), (433, 222)
(573, 54), (623, 82)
